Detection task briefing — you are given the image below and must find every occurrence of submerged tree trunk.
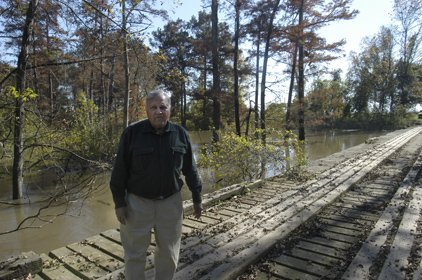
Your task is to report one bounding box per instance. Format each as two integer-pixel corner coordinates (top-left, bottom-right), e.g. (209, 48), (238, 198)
(13, 0), (38, 199)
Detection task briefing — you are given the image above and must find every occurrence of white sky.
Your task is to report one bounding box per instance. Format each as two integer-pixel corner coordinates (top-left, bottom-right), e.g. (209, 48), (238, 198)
(322, 0), (395, 71)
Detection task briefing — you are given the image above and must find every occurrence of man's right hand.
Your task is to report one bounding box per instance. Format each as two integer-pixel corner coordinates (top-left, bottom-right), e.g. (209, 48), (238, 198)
(115, 207), (128, 225)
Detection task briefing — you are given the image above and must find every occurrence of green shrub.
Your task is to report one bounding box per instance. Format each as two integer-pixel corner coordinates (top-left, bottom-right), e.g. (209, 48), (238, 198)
(63, 91), (117, 162)
(197, 129), (306, 188)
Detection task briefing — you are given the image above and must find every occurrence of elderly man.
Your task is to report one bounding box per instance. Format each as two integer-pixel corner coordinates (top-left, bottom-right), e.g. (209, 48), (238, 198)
(110, 89), (202, 280)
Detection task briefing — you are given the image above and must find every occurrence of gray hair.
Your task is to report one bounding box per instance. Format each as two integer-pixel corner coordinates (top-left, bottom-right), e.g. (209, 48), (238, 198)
(146, 89), (171, 106)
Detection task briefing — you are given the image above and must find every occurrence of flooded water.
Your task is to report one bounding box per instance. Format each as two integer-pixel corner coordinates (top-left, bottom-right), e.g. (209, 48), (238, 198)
(0, 129), (386, 259)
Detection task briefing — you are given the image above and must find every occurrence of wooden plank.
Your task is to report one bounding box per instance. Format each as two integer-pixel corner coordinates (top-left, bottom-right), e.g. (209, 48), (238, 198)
(332, 201), (374, 211)
(364, 183), (394, 190)
(67, 241), (124, 272)
(413, 258), (422, 280)
(339, 199), (386, 210)
(342, 162), (416, 279)
(183, 218), (208, 229)
(183, 180), (264, 216)
(264, 262), (320, 280)
(325, 207), (379, 221)
(342, 194), (385, 204)
(49, 247), (109, 279)
(378, 182), (422, 280)
(0, 251), (42, 280)
(97, 230), (162, 274)
(322, 214), (372, 226)
(373, 179), (395, 185)
(273, 254), (329, 277)
(100, 229), (121, 244)
(181, 226), (193, 234)
(319, 217), (363, 230)
(238, 198), (259, 205)
(228, 203), (252, 210)
(196, 215), (220, 226)
(175, 145), (379, 279)
(321, 225), (361, 237)
(347, 190), (388, 199)
(250, 192), (274, 199)
(304, 236), (351, 250)
(320, 212), (369, 224)
(291, 248), (342, 266)
(31, 274), (45, 280)
(217, 208), (239, 217)
(97, 267), (154, 280)
(259, 184), (282, 191)
(39, 253), (81, 280)
(84, 235), (124, 261)
(222, 206), (245, 213)
(356, 188), (391, 196)
(319, 231), (358, 244)
(176, 128), (422, 280)
(199, 212), (225, 222)
(176, 165), (360, 278)
(201, 211), (230, 221)
(296, 240), (345, 259)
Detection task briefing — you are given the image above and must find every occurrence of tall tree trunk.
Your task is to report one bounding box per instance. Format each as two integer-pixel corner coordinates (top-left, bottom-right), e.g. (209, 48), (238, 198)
(233, 0), (241, 136)
(108, 53), (116, 112)
(13, 0), (38, 199)
(254, 27), (261, 139)
(122, 0), (130, 128)
(89, 68), (94, 124)
(100, 10), (106, 117)
(298, 0), (305, 141)
(285, 43), (298, 132)
(107, 53), (116, 138)
(31, 28), (40, 105)
(260, 0), (281, 145)
(245, 100), (253, 137)
(211, 0), (221, 133)
(202, 57), (208, 130)
(181, 81), (187, 128)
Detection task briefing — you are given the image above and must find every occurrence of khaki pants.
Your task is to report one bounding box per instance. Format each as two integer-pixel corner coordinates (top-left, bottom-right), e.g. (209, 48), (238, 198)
(120, 192), (183, 280)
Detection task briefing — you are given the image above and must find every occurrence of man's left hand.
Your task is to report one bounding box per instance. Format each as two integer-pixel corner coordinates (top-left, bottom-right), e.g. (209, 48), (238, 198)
(193, 202), (202, 219)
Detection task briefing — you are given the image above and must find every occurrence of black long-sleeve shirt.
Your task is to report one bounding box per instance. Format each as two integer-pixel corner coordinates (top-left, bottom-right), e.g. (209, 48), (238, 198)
(110, 120), (202, 208)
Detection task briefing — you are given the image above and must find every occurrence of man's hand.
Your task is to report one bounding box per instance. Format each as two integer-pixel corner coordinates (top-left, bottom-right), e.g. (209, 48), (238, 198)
(115, 207), (128, 225)
(193, 202), (202, 219)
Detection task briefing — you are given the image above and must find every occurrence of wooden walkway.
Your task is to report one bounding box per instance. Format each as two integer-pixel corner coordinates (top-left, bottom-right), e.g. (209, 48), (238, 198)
(2, 126), (422, 280)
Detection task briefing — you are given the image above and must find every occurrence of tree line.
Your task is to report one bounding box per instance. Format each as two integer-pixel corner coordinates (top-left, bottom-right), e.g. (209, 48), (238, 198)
(0, 0), (421, 200)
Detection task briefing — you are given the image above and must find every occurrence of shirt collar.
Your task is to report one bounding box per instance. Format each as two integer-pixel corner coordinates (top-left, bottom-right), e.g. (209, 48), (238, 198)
(143, 120), (176, 134)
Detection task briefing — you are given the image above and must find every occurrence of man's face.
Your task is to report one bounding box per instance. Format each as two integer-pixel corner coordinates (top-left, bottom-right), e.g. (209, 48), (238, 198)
(146, 95), (171, 130)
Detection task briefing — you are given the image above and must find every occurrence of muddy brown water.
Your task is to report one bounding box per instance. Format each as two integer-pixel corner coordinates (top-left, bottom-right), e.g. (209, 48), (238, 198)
(0, 130), (386, 259)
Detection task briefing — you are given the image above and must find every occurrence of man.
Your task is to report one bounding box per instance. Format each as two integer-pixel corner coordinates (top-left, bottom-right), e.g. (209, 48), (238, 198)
(110, 89), (202, 280)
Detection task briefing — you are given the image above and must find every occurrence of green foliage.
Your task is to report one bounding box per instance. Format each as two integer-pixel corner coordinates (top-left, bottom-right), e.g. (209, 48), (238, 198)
(305, 78), (347, 129)
(7, 86), (38, 102)
(335, 106), (414, 130)
(265, 103), (286, 130)
(64, 91), (117, 162)
(197, 129), (306, 188)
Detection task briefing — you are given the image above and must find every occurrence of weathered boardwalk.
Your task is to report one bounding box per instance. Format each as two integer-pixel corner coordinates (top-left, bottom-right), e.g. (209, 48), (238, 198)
(2, 126), (422, 280)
